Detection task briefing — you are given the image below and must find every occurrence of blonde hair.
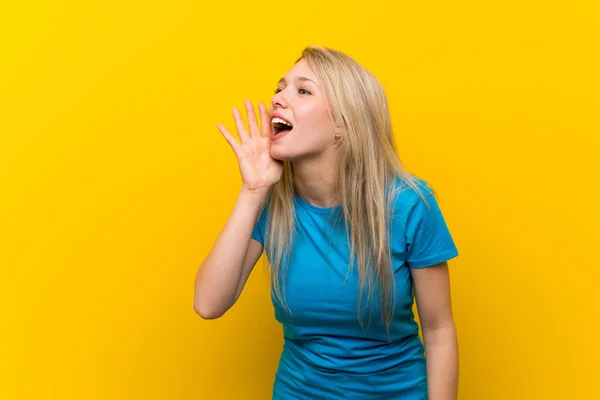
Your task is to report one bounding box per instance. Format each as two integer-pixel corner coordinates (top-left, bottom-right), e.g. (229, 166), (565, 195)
(263, 45), (431, 334)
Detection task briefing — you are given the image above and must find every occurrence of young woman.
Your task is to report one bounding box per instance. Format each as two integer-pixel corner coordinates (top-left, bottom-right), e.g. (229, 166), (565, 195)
(194, 46), (459, 400)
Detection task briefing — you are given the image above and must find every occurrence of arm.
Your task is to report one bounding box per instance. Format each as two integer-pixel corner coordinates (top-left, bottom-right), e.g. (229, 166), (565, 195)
(193, 189), (266, 319)
(411, 261), (458, 400)
(194, 99), (281, 319)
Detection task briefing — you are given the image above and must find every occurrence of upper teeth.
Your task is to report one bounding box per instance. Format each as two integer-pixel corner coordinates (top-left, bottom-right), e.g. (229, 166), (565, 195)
(272, 117), (292, 127)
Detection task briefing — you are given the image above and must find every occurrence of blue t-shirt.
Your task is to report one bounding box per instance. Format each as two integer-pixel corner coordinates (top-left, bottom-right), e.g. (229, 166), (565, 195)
(251, 178), (459, 399)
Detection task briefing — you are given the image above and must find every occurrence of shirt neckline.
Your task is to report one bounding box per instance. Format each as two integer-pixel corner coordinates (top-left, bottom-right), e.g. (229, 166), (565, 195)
(294, 192), (340, 215)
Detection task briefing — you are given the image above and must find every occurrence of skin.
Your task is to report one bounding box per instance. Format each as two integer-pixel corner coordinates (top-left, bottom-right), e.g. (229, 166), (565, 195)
(270, 58), (341, 207)
(194, 58), (458, 400)
(412, 262), (459, 400)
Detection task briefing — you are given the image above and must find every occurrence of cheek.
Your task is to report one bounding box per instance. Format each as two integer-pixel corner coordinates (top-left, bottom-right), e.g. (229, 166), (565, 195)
(297, 104), (333, 134)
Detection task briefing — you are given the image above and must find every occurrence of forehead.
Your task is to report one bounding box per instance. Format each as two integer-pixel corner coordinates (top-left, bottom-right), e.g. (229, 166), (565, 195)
(279, 58), (319, 85)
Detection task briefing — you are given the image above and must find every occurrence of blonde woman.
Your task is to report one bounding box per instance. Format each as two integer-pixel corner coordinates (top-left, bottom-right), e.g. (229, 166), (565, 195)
(195, 46), (459, 400)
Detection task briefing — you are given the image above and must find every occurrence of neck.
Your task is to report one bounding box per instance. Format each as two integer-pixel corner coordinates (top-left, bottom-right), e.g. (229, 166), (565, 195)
(292, 155), (339, 208)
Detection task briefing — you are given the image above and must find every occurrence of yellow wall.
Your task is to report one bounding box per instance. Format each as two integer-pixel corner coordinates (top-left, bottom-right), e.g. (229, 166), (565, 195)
(1, 1), (598, 399)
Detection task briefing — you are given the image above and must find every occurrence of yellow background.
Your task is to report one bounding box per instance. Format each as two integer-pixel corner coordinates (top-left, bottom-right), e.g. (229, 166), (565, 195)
(1, 1), (599, 399)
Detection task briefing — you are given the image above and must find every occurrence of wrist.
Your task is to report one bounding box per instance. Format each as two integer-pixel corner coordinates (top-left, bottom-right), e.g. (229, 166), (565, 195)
(238, 187), (269, 205)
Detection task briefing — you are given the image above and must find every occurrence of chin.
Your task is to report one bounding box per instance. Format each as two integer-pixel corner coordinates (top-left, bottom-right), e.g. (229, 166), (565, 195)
(269, 137), (325, 162)
(269, 146), (293, 161)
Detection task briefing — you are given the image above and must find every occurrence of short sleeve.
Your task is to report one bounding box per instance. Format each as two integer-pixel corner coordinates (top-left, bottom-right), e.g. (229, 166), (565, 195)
(251, 205), (268, 245)
(405, 189), (459, 268)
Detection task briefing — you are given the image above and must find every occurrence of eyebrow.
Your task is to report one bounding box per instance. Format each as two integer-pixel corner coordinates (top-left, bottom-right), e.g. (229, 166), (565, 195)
(277, 76), (317, 86)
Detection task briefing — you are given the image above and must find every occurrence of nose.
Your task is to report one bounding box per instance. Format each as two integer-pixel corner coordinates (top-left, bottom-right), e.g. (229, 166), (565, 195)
(271, 88), (288, 109)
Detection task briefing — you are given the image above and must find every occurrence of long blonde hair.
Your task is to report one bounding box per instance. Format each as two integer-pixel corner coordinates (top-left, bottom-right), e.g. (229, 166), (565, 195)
(264, 46), (431, 334)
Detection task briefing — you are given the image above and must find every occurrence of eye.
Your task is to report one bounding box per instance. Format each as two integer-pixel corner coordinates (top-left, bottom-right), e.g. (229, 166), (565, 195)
(299, 88), (311, 95)
(274, 87), (282, 94)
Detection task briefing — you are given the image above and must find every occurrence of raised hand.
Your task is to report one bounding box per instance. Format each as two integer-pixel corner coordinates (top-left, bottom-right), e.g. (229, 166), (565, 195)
(217, 99), (283, 193)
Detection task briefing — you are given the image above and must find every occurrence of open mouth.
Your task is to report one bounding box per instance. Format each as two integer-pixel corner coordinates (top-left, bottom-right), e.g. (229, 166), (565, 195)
(272, 117), (293, 136)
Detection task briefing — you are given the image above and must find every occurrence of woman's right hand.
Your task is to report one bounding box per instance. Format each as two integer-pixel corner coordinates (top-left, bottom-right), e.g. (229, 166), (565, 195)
(217, 99), (283, 194)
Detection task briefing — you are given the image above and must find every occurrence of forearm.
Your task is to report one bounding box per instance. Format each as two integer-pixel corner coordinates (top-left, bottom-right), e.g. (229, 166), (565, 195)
(423, 324), (459, 400)
(194, 189), (267, 317)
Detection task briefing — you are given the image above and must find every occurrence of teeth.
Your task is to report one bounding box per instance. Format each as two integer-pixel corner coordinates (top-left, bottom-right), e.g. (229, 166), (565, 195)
(272, 117), (293, 128)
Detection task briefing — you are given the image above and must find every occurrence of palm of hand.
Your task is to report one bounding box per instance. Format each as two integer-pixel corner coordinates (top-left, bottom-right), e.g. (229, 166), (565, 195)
(217, 100), (283, 192)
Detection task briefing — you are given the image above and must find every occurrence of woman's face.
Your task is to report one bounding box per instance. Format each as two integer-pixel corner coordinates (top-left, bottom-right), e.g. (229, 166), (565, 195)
(269, 58), (337, 161)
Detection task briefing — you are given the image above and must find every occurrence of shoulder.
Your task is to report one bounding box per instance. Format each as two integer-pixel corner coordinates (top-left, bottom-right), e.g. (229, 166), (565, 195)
(388, 175), (436, 220)
(388, 175), (459, 267)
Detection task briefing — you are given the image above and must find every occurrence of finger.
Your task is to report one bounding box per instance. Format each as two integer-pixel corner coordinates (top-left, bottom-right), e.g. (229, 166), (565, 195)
(232, 107), (249, 144)
(259, 102), (272, 138)
(217, 123), (241, 156)
(245, 99), (260, 138)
